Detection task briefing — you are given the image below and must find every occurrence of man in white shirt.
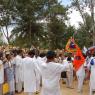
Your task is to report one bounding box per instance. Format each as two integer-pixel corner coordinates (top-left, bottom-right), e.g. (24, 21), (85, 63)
(14, 50), (23, 93)
(0, 53), (4, 95)
(40, 51), (69, 95)
(33, 52), (46, 94)
(23, 50), (39, 95)
(87, 53), (95, 95)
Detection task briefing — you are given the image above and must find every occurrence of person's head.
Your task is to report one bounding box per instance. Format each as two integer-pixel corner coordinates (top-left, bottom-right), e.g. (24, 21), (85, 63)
(17, 49), (23, 56)
(59, 53), (62, 57)
(59, 53), (64, 60)
(67, 56), (72, 62)
(40, 53), (46, 58)
(86, 51), (91, 57)
(11, 49), (17, 57)
(0, 52), (3, 60)
(46, 51), (56, 62)
(92, 51), (95, 57)
(22, 50), (27, 58)
(28, 50), (35, 58)
(6, 53), (12, 61)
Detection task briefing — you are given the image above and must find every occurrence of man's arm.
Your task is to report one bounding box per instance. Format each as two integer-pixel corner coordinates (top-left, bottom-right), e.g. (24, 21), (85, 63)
(56, 63), (69, 73)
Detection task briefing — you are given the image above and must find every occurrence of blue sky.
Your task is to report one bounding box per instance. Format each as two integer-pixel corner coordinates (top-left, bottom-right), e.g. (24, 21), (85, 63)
(59, 0), (71, 6)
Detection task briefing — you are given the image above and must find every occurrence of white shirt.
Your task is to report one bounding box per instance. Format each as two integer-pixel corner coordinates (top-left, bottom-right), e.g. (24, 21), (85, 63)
(0, 60), (4, 84)
(14, 55), (23, 83)
(89, 57), (95, 90)
(40, 61), (68, 95)
(23, 56), (37, 92)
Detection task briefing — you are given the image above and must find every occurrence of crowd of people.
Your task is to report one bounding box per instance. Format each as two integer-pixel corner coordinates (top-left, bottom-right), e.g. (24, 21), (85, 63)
(0, 47), (95, 95)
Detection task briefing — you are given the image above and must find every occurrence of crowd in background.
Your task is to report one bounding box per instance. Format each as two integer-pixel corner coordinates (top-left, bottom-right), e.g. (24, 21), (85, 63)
(0, 46), (95, 95)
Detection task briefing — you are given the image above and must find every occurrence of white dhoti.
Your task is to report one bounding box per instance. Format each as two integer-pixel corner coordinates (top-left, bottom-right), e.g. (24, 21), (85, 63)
(9, 79), (15, 92)
(77, 75), (85, 92)
(35, 68), (41, 92)
(67, 71), (73, 87)
(15, 55), (23, 93)
(76, 65), (85, 92)
(87, 57), (95, 95)
(16, 82), (23, 92)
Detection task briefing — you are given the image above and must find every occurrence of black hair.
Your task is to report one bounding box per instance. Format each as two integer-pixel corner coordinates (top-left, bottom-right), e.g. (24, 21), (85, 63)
(17, 49), (23, 55)
(6, 54), (10, 59)
(40, 53), (46, 58)
(28, 50), (35, 56)
(11, 49), (17, 57)
(0, 52), (3, 59)
(67, 56), (72, 62)
(46, 51), (56, 59)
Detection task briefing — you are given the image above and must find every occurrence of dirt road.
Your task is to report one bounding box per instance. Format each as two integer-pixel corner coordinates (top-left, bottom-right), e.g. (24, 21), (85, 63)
(17, 81), (89, 95)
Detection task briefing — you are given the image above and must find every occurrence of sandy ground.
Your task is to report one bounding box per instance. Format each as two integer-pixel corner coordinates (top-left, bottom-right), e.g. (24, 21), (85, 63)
(16, 80), (89, 95)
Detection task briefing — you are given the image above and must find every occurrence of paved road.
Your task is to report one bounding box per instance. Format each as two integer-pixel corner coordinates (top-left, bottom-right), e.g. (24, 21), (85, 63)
(17, 81), (89, 95)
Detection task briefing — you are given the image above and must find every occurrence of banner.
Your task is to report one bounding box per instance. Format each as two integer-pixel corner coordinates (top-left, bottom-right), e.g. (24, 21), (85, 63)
(73, 48), (85, 71)
(65, 37), (78, 53)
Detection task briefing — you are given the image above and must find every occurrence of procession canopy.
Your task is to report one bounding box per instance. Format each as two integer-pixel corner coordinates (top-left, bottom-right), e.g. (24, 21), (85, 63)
(65, 37), (85, 71)
(65, 37), (78, 53)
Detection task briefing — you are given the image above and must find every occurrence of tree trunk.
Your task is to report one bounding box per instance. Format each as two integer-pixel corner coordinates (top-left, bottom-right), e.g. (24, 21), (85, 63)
(90, 0), (95, 45)
(5, 25), (10, 44)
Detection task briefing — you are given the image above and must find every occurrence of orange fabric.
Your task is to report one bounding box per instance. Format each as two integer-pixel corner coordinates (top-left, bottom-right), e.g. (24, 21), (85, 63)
(73, 48), (85, 71)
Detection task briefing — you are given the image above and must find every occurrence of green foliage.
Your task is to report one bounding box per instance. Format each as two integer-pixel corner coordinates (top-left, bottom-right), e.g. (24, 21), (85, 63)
(75, 13), (93, 48)
(10, 0), (74, 49)
(47, 17), (75, 49)
(71, 0), (95, 47)
(0, 0), (75, 49)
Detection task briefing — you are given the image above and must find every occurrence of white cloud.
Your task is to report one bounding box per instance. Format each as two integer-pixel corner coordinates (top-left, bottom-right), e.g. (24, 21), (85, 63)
(68, 9), (83, 28)
(67, 7), (95, 28)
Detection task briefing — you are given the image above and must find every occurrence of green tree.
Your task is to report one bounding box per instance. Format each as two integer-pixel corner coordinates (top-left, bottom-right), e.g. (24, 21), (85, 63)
(11, 0), (72, 49)
(71, 0), (95, 46)
(0, 0), (75, 49)
(47, 3), (75, 49)
(75, 13), (93, 48)
(48, 17), (75, 49)
(10, 0), (47, 47)
(0, 0), (16, 43)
